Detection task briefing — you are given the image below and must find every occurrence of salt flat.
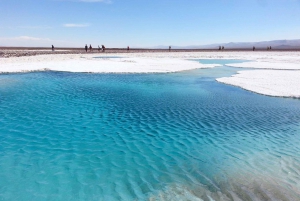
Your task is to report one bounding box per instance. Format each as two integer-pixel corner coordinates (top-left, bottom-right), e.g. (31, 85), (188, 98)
(0, 53), (220, 73)
(226, 61), (300, 70)
(0, 51), (300, 97)
(217, 70), (300, 98)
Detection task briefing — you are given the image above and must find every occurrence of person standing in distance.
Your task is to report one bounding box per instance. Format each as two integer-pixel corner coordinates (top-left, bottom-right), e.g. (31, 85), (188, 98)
(85, 44), (88, 52)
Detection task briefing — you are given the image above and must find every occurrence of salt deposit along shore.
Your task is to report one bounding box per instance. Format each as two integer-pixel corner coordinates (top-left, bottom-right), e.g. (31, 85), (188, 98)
(0, 53), (221, 73)
(217, 70), (300, 98)
(0, 51), (300, 98)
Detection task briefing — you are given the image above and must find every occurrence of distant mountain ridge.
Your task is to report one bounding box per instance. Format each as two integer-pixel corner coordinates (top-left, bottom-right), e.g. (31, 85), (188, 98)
(153, 39), (300, 49)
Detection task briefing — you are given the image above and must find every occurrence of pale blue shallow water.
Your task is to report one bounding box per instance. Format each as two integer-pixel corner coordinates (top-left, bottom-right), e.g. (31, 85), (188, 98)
(0, 60), (300, 200)
(194, 59), (250, 65)
(93, 56), (124, 59)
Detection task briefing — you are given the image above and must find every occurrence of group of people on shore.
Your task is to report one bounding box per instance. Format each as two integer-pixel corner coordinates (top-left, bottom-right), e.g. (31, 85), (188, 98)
(50, 44), (274, 52)
(85, 44), (106, 52)
(50, 44), (132, 53)
(217, 45), (273, 51)
(84, 45), (131, 52)
(253, 46), (272, 51)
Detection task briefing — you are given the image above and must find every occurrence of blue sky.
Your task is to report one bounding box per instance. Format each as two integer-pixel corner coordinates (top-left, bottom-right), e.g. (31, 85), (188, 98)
(0, 0), (300, 47)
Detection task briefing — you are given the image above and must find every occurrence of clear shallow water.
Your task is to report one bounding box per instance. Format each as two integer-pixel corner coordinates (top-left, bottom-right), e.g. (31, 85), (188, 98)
(0, 64), (300, 200)
(196, 59), (250, 65)
(93, 56), (124, 59)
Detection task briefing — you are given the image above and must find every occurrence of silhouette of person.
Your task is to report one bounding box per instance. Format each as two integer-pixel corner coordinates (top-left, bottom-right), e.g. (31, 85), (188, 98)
(89, 44), (92, 52)
(169, 46), (171, 52)
(102, 45), (105, 52)
(222, 46), (224, 50)
(270, 46), (272, 50)
(219, 46), (221, 50)
(127, 46), (130, 51)
(85, 44), (88, 52)
(253, 46), (255, 51)
(52, 45), (54, 52)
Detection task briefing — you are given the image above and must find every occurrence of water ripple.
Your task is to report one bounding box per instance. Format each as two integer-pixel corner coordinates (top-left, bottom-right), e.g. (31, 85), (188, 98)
(0, 71), (300, 200)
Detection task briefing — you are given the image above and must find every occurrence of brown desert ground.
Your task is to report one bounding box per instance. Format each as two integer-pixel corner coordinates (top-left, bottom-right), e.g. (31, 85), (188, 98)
(0, 47), (300, 58)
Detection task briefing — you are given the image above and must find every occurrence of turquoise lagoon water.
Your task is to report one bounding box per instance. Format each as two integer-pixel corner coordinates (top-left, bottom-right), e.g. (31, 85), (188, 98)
(0, 61), (300, 200)
(195, 59), (250, 65)
(93, 56), (124, 59)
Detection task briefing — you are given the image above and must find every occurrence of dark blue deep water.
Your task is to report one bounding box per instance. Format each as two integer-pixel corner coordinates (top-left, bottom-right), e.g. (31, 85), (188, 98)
(0, 64), (300, 200)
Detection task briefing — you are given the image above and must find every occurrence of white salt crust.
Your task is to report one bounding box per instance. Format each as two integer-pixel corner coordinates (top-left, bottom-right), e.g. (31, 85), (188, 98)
(1, 51), (300, 97)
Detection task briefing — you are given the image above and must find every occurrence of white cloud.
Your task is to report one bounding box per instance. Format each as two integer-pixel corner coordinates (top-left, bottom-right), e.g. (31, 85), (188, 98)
(0, 26), (53, 29)
(12, 36), (51, 41)
(18, 26), (53, 29)
(63, 23), (90, 28)
(0, 36), (72, 47)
